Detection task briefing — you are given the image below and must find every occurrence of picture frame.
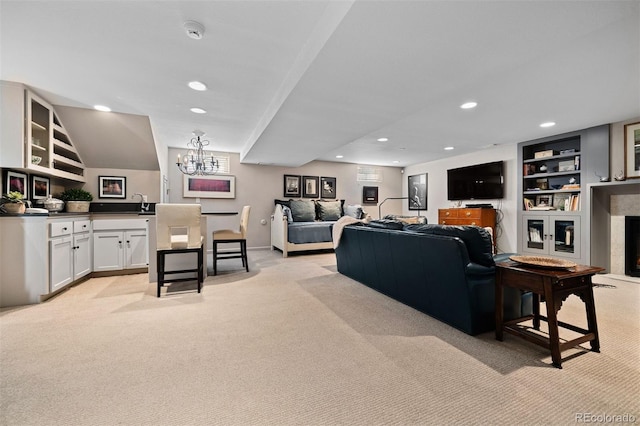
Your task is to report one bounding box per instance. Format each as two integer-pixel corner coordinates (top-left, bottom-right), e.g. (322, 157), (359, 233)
(283, 175), (301, 198)
(99, 176), (126, 199)
(536, 194), (552, 207)
(31, 175), (50, 200)
(302, 176), (319, 198)
(183, 175), (236, 198)
(553, 193), (571, 211)
(408, 173), (427, 210)
(624, 121), (640, 179)
(320, 177), (337, 199)
(362, 186), (379, 205)
(4, 170), (28, 199)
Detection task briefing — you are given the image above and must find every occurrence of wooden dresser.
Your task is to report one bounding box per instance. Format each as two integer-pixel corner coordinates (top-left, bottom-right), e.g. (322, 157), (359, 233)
(438, 208), (497, 251)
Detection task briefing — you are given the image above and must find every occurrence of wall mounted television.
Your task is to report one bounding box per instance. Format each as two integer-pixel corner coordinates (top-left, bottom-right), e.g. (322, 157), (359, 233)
(447, 160), (504, 200)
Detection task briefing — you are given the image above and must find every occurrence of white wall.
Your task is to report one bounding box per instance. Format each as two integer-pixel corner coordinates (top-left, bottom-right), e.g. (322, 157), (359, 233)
(403, 144), (519, 254)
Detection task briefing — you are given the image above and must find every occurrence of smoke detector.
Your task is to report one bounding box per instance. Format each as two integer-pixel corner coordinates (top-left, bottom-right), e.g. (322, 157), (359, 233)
(184, 21), (205, 40)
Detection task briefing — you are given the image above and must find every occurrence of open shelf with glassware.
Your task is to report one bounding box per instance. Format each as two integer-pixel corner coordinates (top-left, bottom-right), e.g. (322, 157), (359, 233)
(25, 90), (86, 182)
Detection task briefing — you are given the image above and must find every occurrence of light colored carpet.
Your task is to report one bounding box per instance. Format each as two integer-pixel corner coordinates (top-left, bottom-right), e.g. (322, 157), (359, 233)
(1, 250), (639, 425)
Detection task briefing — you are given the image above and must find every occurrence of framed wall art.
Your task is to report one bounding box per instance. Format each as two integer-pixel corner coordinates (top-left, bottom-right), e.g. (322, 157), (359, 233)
(302, 176), (319, 198)
(283, 175), (301, 198)
(99, 176), (126, 199)
(624, 121), (640, 179)
(184, 174), (236, 198)
(31, 175), (50, 200)
(362, 186), (378, 205)
(4, 170), (28, 199)
(320, 177), (336, 199)
(408, 173), (427, 210)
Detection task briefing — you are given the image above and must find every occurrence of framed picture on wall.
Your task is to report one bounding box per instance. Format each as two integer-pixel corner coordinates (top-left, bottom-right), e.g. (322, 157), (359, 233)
(302, 176), (319, 198)
(283, 175), (301, 198)
(183, 175), (236, 198)
(624, 121), (640, 179)
(31, 175), (50, 200)
(362, 186), (378, 205)
(4, 170), (28, 199)
(99, 176), (126, 199)
(408, 174), (427, 210)
(320, 177), (336, 199)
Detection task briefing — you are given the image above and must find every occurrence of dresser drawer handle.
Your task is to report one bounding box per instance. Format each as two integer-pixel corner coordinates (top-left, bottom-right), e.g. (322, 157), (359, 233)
(471, 221), (476, 226)
(465, 212), (471, 217)
(445, 211), (450, 216)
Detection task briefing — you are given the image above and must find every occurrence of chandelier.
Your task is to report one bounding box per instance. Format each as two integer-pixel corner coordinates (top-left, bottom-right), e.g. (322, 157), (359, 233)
(176, 130), (219, 176)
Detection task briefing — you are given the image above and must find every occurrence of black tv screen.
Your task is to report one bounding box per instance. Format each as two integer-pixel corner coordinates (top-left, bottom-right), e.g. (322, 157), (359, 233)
(447, 161), (504, 200)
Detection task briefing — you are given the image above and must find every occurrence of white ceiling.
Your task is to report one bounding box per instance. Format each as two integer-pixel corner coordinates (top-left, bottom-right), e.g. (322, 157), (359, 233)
(1, 0), (639, 169)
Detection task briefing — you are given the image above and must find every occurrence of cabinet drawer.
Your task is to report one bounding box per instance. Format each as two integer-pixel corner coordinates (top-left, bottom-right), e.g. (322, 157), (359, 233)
(458, 209), (482, 219)
(50, 221), (72, 237)
(73, 220), (91, 233)
(439, 218), (483, 227)
(438, 209), (460, 218)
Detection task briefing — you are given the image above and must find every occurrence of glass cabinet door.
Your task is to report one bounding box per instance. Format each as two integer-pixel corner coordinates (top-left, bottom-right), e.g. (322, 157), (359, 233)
(522, 216), (548, 255)
(521, 214), (580, 259)
(551, 215), (580, 259)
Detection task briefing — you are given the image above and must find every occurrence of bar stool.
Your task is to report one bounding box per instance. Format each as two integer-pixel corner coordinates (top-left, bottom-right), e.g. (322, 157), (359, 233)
(212, 205), (250, 275)
(156, 203), (204, 297)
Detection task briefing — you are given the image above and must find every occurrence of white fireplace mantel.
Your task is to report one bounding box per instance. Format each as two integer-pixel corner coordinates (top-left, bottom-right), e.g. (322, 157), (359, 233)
(589, 180), (640, 274)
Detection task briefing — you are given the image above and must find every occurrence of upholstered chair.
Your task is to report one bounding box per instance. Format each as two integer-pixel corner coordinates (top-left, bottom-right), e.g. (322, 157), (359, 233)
(212, 205), (250, 275)
(156, 203), (204, 297)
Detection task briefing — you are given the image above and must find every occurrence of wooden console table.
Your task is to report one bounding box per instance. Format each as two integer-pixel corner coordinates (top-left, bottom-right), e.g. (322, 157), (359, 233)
(495, 261), (604, 368)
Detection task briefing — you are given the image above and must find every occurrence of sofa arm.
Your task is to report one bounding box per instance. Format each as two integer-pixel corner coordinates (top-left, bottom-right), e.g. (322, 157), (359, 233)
(465, 262), (495, 277)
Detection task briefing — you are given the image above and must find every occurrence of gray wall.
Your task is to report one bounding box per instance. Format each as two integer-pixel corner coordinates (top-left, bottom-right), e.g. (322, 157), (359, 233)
(167, 147), (403, 249)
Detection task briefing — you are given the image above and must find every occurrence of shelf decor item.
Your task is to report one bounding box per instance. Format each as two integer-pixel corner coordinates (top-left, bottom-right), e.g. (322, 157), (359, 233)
(624, 121), (640, 179)
(59, 188), (93, 212)
(0, 191), (26, 214)
(509, 255), (577, 270)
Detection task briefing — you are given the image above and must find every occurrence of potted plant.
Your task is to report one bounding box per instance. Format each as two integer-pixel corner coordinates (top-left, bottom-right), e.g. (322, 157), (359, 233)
(59, 188), (93, 213)
(1, 191), (26, 214)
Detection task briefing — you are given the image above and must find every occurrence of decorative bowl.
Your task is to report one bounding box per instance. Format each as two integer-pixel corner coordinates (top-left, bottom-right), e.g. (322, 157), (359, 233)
(31, 155), (42, 165)
(44, 197), (65, 213)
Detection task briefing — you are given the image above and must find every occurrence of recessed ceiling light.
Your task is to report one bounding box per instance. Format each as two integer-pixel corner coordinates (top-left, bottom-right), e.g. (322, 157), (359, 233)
(94, 105), (111, 112)
(392, 160), (399, 164)
(188, 81), (207, 91)
(444, 146), (455, 151)
(190, 107), (206, 114)
(460, 102), (477, 109)
(335, 155), (344, 159)
(377, 137), (389, 142)
(540, 121), (556, 128)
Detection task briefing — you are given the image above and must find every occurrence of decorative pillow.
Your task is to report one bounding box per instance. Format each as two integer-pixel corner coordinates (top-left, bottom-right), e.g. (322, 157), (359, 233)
(344, 204), (364, 219)
(316, 200), (342, 221)
(366, 219), (405, 230)
(404, 224), (494, 267)
(384, 214), (427, 225)
(281, 205), (293, 223)
(289, 199), (316, 222)
(274, 199), (291, 208)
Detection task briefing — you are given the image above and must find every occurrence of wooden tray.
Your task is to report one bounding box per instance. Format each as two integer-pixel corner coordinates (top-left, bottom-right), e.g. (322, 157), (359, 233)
(509, 255), (577, 269)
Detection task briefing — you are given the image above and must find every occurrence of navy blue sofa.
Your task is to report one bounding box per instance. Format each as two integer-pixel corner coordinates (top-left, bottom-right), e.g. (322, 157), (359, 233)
(335, 223), (531, 335)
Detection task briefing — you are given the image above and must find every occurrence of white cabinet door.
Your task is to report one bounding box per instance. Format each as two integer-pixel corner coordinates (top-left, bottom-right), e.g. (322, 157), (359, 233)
(73, 232), (92, 280)
(93, 231), (124, 272)
(125, 230), (148, 269)
(50, 236), (73, 292)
